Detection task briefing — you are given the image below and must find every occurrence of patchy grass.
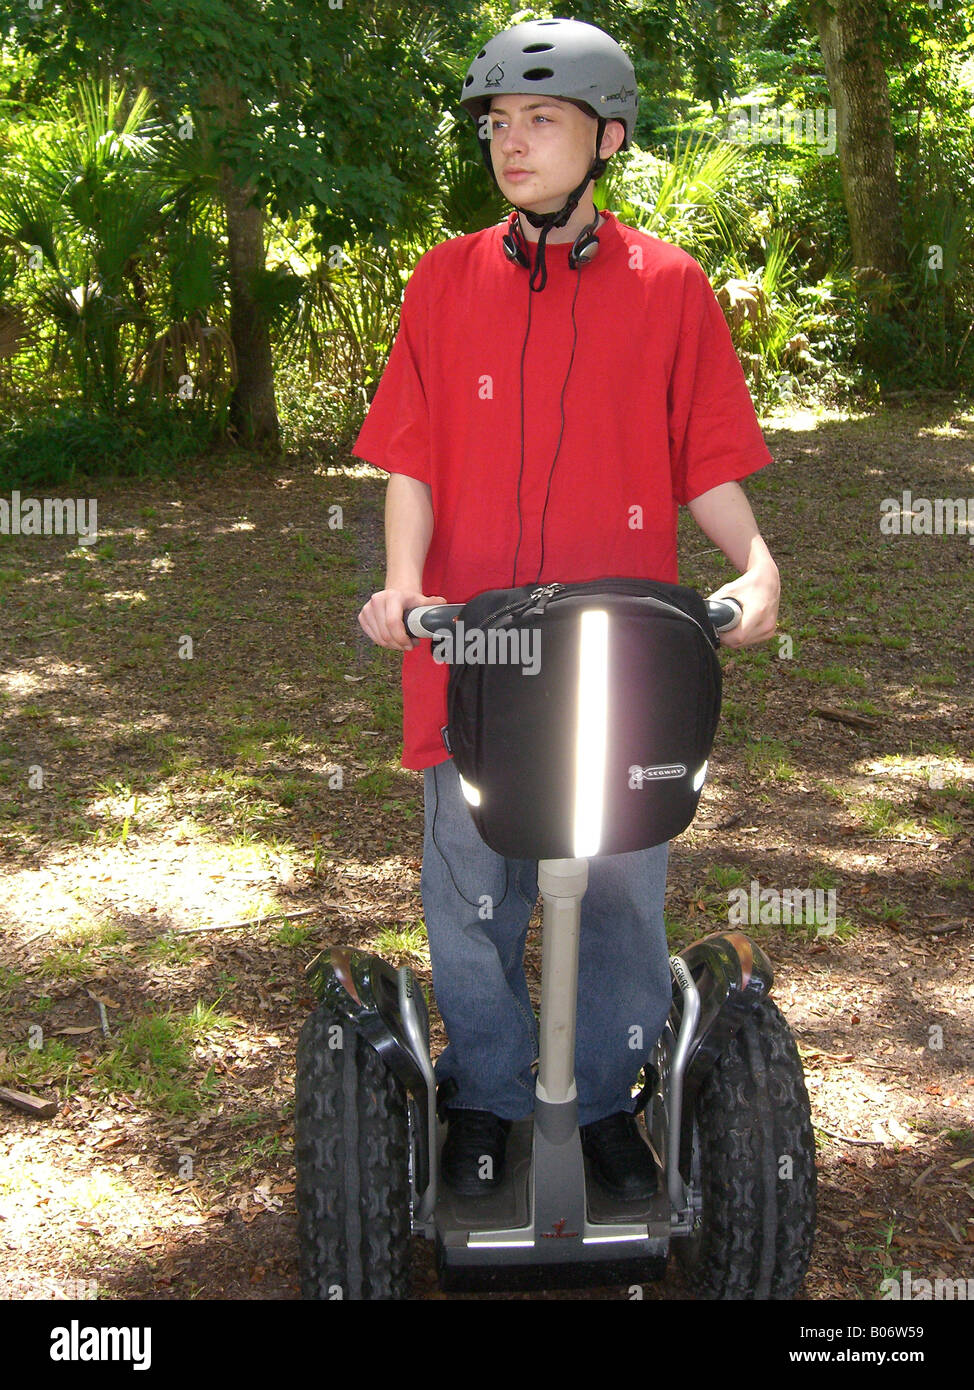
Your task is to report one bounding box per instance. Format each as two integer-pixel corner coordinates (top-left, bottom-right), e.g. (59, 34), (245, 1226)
(744, 737), (798, 782)
(375, 920), (429, 962)
(0, 407), (970, 1301)
(851, 796), (924, 837)
(93, 1001), (239, 1116)
(0, 1037), (80, 1092)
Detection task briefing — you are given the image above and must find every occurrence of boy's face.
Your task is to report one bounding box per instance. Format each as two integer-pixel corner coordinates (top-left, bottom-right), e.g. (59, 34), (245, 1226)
(487, 93), (624, 214)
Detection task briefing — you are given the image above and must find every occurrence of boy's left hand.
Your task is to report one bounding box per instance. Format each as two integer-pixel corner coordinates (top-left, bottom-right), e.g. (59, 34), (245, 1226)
(709, 559), (780, 648)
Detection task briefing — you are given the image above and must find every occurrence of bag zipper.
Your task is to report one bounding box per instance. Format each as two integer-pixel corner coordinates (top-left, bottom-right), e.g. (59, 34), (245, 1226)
(482, 578), (717, 648)
(477, 582), (566, 630)
(525, 582), (565, 616)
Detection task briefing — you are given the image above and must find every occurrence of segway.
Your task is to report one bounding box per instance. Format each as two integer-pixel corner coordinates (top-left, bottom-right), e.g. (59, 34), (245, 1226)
(295, 588), (816, 1299)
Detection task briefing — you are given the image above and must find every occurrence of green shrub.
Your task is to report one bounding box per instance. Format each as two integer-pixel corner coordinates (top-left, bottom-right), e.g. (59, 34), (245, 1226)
(0, 401), (214, 490)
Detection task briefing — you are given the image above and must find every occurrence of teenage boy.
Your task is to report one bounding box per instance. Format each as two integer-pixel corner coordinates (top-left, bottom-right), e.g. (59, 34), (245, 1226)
(356, 19), (779, 1200)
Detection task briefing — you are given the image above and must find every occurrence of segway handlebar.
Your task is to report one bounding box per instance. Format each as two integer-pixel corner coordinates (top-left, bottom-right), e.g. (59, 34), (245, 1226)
(404, 604), (463, 638)
(707, 596), (742, 634)
(404, 594), (742, 640)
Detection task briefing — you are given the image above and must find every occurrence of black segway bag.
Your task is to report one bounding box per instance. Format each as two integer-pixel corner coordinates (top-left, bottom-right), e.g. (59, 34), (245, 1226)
(442, 578), (722, 860)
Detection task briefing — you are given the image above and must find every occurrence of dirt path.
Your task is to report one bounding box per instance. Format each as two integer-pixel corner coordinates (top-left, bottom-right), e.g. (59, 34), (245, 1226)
(0, 402), (971, 1300)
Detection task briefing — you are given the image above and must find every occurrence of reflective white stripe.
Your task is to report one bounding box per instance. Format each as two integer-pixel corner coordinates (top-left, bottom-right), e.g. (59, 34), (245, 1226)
(573, 609), (609, 857)
(582, 1233), (651, 1245)
(458, 773), (481, 806)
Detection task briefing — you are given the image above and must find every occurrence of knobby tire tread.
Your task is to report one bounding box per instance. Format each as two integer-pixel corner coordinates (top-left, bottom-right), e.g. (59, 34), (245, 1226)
(295, 1009), (410, 1300)
(676, 996), (816, 1300)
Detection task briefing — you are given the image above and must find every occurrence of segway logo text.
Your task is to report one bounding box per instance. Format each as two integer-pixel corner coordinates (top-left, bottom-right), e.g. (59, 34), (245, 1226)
(540, 1217), (579, 1238)
(432, 622), (540, 675)
(628, 763), (687, 786)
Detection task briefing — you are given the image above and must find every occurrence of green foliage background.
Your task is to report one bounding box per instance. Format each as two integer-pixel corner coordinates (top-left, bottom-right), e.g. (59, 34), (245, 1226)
(1, 0), (973, 486)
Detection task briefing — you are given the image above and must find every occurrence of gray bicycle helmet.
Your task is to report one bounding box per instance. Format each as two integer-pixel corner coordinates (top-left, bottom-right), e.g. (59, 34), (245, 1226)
(460, 17), (639, 149)
(460, 18), (638, 292)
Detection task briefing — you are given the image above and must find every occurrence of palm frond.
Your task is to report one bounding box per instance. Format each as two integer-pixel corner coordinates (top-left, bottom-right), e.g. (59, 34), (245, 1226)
(601, 132), (749, 266)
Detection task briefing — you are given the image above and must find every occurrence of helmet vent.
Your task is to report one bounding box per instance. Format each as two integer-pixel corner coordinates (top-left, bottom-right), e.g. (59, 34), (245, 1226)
(522, 67), (555, 81)
(463, 75), (474, 86)
(476, 48), (486, 58)
(522, 43), (554, 52)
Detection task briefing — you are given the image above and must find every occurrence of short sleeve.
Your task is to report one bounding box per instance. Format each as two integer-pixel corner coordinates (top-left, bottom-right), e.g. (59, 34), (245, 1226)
(668, 259), (772, 505)
(351, 256), (431, 483)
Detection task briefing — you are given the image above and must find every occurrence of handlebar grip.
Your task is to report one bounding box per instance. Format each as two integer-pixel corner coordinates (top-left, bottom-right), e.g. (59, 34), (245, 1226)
(706, 596), (743, 634)
(403, 604), (462, 638)
(405, 598), (740, 638)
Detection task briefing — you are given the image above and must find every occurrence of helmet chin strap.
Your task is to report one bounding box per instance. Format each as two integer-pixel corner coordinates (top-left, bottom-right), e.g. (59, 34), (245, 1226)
(496, 117), (608, 293)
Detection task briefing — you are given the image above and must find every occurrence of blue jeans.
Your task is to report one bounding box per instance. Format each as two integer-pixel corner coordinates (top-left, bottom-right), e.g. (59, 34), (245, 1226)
(421, 759), (673, 1127)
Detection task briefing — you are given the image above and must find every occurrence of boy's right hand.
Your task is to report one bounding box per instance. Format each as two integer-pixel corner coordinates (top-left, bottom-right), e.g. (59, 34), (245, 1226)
(358, 589), (447, 651)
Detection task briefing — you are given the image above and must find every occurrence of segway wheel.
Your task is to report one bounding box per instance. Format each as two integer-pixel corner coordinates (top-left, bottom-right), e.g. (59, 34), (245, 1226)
(675, 996), (816, 1300)
(295, 1007), (411, 1300)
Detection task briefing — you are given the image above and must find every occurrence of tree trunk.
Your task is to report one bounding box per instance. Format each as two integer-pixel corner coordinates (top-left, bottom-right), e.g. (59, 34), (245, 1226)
(220, 166), (280, 449)
(813, 0), (906, 277)
(205, 77), (280, 449)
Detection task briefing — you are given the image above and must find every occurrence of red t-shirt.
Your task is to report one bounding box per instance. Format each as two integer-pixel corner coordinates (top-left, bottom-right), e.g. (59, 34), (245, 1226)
(352, 209), (772, 770)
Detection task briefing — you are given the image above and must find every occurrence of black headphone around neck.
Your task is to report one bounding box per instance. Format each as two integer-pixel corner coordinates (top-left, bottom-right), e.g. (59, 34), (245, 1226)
(505, 206), (593, 585)
(502, 210), (601, 273)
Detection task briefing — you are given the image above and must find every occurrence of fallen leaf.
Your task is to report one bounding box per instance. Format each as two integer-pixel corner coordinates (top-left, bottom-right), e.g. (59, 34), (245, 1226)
(86, 990), (120, 1009)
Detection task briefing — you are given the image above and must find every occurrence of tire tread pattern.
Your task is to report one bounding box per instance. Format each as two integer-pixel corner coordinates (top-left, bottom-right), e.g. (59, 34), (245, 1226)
(676, 996), (816, 1300)
(295, 1008), (410, 1300)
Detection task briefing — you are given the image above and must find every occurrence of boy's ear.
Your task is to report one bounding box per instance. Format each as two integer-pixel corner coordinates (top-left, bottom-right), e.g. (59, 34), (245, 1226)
(600, 119), (627, 160)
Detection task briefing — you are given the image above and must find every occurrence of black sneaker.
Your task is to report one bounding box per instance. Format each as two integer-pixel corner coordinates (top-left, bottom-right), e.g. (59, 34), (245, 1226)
(441, 1108), (513, 1196)
(580, 1110), (659, 1201)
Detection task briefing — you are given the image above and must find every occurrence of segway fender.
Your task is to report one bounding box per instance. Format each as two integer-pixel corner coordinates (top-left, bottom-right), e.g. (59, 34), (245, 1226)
(672, 932), (774, 1178)
(305, 947), (429, 1098)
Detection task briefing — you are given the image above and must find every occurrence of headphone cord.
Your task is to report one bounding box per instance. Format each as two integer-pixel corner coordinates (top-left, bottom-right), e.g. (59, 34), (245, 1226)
(509, 243), (585, 587)
(509, 265), (534, 588)
(429, 761), (511, 911)
(535, 262), (582, 582)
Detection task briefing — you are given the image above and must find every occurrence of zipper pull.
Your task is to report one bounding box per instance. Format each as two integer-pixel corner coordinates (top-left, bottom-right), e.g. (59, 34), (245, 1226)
(525, 582), (563, 616)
